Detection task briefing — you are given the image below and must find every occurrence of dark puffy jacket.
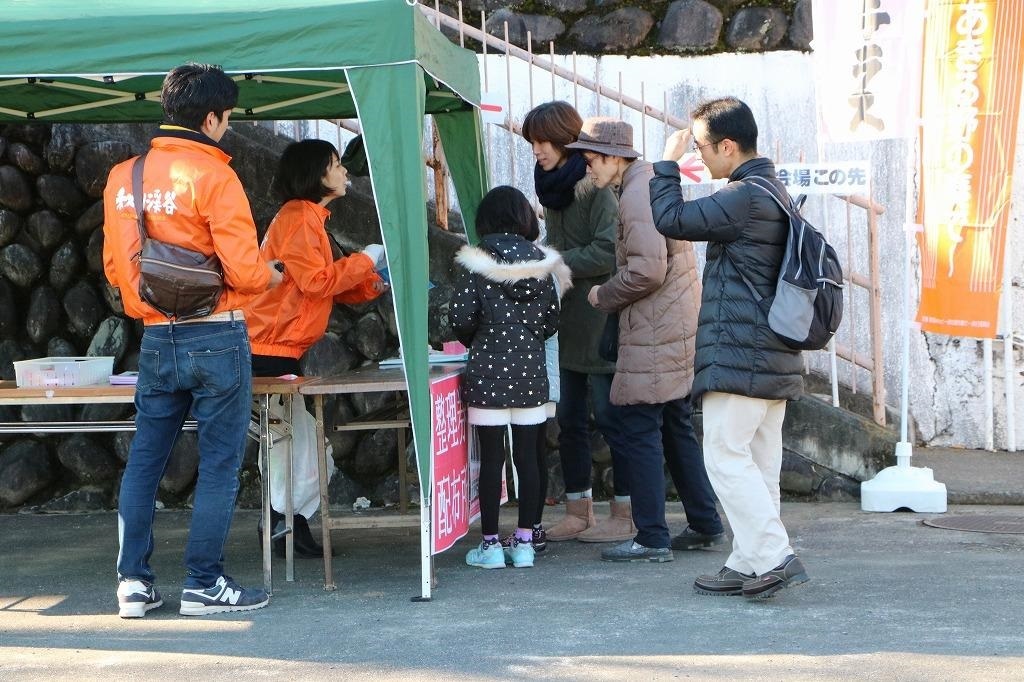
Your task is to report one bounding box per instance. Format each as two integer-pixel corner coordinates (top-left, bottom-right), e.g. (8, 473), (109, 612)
(450, 233), (571, 408)
(649, 157), (803, 401)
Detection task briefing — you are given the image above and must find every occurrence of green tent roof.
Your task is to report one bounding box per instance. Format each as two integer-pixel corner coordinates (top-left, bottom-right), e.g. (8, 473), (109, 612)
(0, 1), (490, 583)
(0, 0), (480, 122)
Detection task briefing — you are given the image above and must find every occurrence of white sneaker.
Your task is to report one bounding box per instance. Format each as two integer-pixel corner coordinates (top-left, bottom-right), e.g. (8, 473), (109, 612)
(117, 579), (163, 618)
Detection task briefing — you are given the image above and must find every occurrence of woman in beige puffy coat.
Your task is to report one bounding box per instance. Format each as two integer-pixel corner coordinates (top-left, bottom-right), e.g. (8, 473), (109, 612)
(601, 159), (700, 407)
(570, 117), (724, 562)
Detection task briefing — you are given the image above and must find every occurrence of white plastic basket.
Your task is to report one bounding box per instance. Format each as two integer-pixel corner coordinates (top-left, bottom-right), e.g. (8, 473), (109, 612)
(13, 356), (115, 388)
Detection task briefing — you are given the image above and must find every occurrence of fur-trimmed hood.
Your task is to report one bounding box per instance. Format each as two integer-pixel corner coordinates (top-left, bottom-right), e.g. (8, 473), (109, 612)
(456, 234), (572, 302)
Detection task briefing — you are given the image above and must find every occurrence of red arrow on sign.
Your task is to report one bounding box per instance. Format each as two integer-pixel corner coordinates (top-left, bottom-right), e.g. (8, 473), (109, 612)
(678, 154), (705, 183)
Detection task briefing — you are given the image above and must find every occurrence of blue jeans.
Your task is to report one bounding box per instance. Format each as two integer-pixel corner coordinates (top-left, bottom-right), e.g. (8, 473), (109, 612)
(117, 319), (252, 589)
(556, 369), (630, 495)
(618, 397), (723, 548)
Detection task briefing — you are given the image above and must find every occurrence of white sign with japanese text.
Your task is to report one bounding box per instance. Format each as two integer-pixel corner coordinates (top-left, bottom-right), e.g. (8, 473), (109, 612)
(811, 0), (924, 142)
(774, 161), (871, 195)
(478, 92), (506, 126)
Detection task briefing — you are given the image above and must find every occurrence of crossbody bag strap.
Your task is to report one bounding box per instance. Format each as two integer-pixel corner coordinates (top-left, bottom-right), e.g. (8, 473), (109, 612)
(131, 152), (149, 242)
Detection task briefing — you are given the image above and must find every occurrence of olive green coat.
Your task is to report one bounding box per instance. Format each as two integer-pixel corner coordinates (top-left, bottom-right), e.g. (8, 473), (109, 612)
(543, 176), (618, 374)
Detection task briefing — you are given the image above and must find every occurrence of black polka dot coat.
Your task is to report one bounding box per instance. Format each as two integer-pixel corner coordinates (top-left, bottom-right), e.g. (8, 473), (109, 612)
(450, 233), (572, 409)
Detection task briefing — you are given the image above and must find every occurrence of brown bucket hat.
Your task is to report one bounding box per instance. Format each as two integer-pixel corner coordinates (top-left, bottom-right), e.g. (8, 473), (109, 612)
(565, 117), (640, 159)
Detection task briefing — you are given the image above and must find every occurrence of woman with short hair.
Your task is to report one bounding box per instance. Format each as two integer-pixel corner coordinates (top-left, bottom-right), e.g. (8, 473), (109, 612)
(246, 139), (388, 558)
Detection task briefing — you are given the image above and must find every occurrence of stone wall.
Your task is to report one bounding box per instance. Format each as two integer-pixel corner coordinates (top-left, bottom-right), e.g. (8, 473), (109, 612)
(440, 0), (809, 54)
(0, 122), (471, 512)
(0, 121), (636, 513)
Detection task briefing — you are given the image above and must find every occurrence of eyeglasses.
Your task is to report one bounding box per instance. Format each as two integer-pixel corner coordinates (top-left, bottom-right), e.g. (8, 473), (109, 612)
(692, 138), (720, 153)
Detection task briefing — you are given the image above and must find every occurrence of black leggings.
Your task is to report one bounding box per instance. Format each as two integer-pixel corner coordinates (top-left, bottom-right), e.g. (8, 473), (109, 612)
(535, 422), (548, 524)
(477, 423), (542, 536)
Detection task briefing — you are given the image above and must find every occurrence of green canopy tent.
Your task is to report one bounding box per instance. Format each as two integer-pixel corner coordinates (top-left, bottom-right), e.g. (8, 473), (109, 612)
(0, 0), (489, 597)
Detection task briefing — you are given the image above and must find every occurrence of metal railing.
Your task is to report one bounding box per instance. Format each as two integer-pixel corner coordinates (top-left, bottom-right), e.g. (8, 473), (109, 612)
(272, 2), (893, 428)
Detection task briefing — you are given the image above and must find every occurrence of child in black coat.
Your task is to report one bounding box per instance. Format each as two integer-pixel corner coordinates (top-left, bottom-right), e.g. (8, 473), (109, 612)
(450, 186), (571, 568)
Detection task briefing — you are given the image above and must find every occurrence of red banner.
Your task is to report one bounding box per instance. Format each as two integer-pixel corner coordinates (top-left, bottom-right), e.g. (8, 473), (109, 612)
(430, 372), (469, 554)
(917, 0), (1024, 337)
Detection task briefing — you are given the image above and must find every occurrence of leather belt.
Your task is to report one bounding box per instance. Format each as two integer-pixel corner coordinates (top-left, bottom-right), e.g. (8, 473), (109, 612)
(149, 310), (245, 326)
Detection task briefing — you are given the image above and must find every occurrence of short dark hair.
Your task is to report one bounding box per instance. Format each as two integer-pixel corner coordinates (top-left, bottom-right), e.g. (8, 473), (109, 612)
(475, 185), (539, 242)
(273, 139), (340, 203)
(691, 97), (758, 154)
(521, 101), (583, 159)
(161, 63), (239, 131)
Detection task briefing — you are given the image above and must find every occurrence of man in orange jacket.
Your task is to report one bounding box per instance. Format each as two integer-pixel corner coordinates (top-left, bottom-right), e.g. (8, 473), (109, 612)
(103, 63), (283, 619)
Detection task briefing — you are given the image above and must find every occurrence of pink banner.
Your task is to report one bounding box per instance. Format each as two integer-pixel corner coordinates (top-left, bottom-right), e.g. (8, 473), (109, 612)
(430, 373), (469, 554)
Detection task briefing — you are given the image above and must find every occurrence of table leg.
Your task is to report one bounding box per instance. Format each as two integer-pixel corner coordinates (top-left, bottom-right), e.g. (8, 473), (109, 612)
(283, 394), (294, 583)
(398, 422), (408, 514)
(313, 394), (336, 591)
(259, 393), (273, 595)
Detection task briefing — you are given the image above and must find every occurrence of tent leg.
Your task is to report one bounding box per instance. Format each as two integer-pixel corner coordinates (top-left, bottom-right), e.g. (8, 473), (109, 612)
(412, 498), (432, 602)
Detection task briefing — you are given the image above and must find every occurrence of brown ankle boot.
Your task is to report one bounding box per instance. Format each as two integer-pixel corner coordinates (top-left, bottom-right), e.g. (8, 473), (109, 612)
(545, 497), (596, 541)
(577, 500), (637, 543)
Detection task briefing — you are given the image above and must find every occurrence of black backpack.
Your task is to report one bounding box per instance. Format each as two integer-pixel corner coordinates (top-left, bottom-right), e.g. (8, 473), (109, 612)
(734, 176), (844, 351)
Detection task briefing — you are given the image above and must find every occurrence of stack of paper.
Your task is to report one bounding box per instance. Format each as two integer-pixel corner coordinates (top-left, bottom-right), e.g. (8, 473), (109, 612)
(109, 371), (139, 385)
(379, 352), (468, 367)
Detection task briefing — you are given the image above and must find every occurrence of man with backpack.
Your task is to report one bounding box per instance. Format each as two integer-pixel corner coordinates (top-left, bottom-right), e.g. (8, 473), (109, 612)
(649, 97), (810, 599)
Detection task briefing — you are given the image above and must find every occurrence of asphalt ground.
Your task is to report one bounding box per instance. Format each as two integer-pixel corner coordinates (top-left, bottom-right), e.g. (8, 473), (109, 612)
(2, 499), (1023, 681)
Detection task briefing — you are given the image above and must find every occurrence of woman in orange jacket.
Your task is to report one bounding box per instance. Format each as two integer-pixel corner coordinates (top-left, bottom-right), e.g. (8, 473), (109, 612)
(247, 139), (388, 557)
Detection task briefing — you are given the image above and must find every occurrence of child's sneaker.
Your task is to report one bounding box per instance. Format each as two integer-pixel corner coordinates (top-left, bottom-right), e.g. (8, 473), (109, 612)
(466, 539), (505, 569)
(117, 579), (163, 618)
(503, 537), (535, 568)
(179, 576), (270, 616)
(532, 526), (547, 552)
(501, 526), (547, 553)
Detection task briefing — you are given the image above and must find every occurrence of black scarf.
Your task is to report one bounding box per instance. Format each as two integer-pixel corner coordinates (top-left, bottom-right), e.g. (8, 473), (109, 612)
(534, 152), (587, 210)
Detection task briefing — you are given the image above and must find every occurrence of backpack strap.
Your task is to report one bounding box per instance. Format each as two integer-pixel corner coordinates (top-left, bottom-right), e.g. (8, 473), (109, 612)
(722, 248), (763, 302)
(742, 174), (807, 279)
(131, 153), (150, 242)
(743, 175), (798, 219)
(721, 175), (795, 303)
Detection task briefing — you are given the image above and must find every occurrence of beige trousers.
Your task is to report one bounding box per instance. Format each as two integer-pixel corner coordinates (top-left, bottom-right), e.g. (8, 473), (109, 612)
(702, 391), (793, 575)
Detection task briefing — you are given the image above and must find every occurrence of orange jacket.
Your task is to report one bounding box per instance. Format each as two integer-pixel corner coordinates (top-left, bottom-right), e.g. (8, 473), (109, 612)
(245, 199), (383, 359)
(102, 127), (271, 325)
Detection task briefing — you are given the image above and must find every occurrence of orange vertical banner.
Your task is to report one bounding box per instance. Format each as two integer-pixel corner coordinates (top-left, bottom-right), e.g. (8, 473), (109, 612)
(917, 0), (1024, 337)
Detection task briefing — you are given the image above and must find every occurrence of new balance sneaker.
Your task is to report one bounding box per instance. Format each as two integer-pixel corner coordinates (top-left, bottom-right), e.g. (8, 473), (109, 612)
(503, 537), (535, 568)
(600, 540), (674, 563)
(117, 579), (163, 618)
(500, 526), (547, 553)
(465, 540), (505, 569)
(693, 566), (755, 596)
(742, 555), (810, 599)
(179, 576), (270, 616)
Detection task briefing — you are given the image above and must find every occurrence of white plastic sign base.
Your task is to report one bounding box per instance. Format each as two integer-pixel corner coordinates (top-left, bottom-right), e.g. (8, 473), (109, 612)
(861, 462), (948, 513)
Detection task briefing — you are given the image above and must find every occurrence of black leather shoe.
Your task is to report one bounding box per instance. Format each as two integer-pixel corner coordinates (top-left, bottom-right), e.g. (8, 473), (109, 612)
(741, 555), (809, 599)
(292, 514), (330, 558)
(694, 566), (754, 596)
(671, 526), (727, 551)
(257, 510), (286, 558)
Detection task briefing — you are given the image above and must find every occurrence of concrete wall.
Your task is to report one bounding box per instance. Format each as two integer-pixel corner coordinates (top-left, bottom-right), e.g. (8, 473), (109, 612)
(475, 51), (1024, 451)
